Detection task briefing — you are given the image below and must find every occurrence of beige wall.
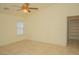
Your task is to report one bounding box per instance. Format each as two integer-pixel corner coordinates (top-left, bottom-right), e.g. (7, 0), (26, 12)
(0, 13), (29, 46)
(27, 4), (79, 46)
(0, 4), (79, 46)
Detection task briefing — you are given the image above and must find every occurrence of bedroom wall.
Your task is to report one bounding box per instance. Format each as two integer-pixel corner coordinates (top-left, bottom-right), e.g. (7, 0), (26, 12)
(0, 4), (79, 46)
(27, 4), (79, 46)
(0, 13), (29, 46)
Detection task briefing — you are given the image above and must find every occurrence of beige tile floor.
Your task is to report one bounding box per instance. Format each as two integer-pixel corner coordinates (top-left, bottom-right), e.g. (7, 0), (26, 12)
(0, 39), (79, 55)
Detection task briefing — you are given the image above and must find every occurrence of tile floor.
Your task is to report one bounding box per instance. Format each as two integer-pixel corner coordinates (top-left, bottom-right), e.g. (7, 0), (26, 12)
(0, 39), (79, 55)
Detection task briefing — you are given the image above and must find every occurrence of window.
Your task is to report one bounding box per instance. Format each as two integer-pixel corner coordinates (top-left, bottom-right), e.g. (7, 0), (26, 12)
(16, 20), (24, 36)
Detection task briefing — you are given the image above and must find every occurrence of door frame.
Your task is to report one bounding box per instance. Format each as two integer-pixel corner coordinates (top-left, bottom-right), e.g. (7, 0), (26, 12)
(67, 15), (79, 46)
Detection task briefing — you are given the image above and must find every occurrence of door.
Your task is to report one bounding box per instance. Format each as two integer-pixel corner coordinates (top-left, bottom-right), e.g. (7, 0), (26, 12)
(67, 16), (79, 46)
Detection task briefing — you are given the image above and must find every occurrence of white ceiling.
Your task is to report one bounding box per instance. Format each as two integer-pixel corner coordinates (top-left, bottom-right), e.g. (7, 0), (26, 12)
(0, 3), (79, 15)
(0, 3), (53, 14)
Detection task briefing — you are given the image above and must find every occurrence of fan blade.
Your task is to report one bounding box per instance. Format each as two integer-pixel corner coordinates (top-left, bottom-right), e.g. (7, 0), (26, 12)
(28, 10), (31, 13)
(29, 7), (38, 10)
(23, 3), (29, 8)
(4, 7), (9, 10)
(25, 3), (29, 6)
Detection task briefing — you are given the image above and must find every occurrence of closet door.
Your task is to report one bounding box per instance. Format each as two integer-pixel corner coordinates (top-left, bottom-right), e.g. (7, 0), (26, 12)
(68, 17), (79, 40)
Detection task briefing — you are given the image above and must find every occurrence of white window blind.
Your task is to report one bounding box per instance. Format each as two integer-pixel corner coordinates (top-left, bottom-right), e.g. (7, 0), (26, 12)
(16, 20), (24, 36)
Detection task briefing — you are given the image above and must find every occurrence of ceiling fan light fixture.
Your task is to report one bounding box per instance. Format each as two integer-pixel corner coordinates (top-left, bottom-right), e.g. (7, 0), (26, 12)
(14, 3), (38, 13)
(23, 9), (28, 13)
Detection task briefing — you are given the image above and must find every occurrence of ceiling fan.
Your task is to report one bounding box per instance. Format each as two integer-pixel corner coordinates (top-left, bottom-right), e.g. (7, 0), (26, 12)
(3, 3), (38, 13)
(16, 3), (38, 13)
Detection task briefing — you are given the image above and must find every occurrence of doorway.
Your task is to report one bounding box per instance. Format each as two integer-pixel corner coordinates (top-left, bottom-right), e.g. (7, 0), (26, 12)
(67, 16), (79, 49)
